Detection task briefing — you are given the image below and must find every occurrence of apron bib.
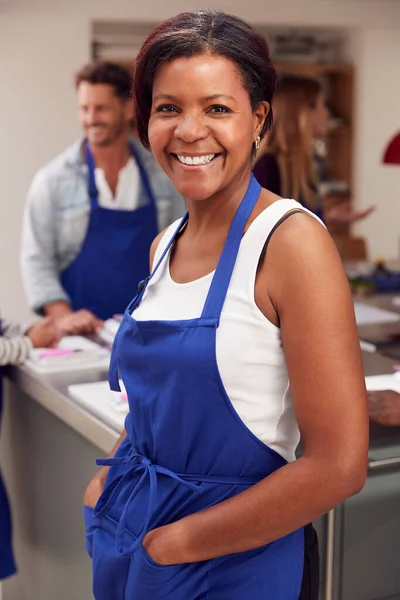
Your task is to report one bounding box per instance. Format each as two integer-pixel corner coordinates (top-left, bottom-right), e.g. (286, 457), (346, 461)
(84, 175), (304, 599)
(61, 142), (158, 320)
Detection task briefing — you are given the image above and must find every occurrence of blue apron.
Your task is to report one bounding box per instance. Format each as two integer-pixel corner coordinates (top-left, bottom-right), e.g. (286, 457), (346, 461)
(84, 175), (304, 599)
(0, 321), (17, 580)
(60, 142), (158, 320)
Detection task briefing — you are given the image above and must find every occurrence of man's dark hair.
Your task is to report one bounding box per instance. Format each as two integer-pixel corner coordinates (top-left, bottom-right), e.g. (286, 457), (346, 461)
(75, 61), (132, 100)
(134, 9), (277, 149)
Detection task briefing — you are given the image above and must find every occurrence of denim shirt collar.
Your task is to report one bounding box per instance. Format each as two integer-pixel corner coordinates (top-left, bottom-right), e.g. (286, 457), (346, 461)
(64, 137), (147, 172)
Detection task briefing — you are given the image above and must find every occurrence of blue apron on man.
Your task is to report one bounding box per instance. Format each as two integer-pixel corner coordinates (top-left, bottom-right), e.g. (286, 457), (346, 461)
(0, 321), (17, 580)
(84, 176), (304, 599)
(61, 142), (158, 320)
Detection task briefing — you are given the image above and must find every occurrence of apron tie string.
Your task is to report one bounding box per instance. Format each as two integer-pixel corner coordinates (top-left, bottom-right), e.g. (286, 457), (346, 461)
(94, 452), (202, 556)
(93, 450), (260, 556)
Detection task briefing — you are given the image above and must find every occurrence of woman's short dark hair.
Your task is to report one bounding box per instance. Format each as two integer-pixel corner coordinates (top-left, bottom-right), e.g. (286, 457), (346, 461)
(75, 61), (132, 100)
(134, 9), (277, 149)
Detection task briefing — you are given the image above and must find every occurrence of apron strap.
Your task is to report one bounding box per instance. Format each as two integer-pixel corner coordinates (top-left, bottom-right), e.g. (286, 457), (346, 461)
(128, 142), (157, 210)
(201, 175), (262, 322)
(126, 211), (189, 314)
(127, 174), (260, 318)
(85, 143), (99, 210)
(149, 213), (188, 281)
(85, 141), (157, 211)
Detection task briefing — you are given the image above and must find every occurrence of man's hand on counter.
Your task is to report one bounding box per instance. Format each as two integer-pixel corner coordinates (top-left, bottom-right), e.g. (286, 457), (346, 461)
(325, 202), (375, 226)
(368, 389), (400, 426)
(57, 309), (103, 336)
(26, 317), (61, 348)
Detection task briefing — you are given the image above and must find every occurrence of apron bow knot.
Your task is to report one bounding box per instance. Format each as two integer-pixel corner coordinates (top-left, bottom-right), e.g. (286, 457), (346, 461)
(94, 450), (202, 556)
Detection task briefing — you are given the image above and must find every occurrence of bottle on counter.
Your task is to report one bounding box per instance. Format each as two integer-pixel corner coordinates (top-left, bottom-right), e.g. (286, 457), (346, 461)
(373, 258), (392, 278)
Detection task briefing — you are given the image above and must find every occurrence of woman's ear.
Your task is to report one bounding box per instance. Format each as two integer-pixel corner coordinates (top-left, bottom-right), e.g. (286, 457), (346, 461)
(254, 101), (270, 139)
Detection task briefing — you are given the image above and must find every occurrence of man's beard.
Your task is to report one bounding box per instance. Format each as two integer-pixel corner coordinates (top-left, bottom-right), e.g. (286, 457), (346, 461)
(86, 121), (127, 146)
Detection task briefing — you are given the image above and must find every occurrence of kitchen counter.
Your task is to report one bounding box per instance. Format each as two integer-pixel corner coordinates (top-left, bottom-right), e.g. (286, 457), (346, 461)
(2, 345), (400, 600)
(1, 361), (117, 600)
(6, 362), (118, 454)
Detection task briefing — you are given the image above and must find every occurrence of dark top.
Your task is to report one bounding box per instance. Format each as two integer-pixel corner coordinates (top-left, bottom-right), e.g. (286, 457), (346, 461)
(253, 153), (283, 197)
(253, 153), (324, 221)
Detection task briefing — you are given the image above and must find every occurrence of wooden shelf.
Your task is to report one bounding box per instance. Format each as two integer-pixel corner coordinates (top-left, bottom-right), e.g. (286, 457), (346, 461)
(327, 124), (350, 136)
(273, 62), (353, 77)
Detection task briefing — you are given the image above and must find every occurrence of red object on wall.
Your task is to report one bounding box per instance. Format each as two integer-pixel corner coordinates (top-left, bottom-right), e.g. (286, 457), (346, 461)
(383, 132), (400, 165)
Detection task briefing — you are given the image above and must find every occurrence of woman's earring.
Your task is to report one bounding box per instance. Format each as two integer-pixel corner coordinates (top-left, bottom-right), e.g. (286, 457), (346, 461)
(255, 136), (261, 151)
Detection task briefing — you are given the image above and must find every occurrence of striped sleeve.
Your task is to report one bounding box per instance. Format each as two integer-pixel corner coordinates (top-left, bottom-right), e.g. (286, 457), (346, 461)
(0, 335), (33, 366)
(2, 318), (26, 338)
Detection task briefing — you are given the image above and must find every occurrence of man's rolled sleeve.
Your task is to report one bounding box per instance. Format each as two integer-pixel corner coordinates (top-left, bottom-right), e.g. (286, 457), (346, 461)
(21, 171), (70, 314)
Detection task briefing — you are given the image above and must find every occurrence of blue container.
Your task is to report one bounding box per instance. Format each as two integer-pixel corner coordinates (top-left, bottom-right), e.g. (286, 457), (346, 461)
(368, 272), (400, 293)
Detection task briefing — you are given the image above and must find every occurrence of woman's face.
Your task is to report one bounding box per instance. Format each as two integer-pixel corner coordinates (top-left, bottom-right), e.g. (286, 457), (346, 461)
(310, 91), (328, 138)
(148, 53), (267, 202)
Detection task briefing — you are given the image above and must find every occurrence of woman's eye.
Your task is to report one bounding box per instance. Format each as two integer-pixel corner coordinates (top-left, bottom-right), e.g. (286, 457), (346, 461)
(209, 105), (230, 114)
(155, 105), (178, 113)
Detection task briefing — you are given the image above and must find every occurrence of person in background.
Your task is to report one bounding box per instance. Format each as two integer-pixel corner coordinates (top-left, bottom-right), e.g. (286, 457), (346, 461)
(253, 73), (374, 225)
(82, 10), (368, 599)
(21, 61), (186, 335)
(367, 390), (400, 426)
(0, 315), (59, 580)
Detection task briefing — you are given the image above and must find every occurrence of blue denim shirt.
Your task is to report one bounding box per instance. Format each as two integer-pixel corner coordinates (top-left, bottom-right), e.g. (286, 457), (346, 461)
(21, 139), (186, 313)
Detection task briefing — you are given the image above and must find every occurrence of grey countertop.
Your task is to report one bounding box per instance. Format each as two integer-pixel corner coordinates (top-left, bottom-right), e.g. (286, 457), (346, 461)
(6, 362), (119, 454)
(362, 351), (400, 460)
(5, 341), (400, 459)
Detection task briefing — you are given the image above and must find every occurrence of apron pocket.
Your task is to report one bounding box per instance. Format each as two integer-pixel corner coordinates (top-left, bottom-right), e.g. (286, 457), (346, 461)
(83, 505), (97, 558)
(140, 542), (183, 570)
(89, 513), (131, 600)
(125, 545), (182, 599)
(83, 504), (96, 527)
(128, 546), (210, 599)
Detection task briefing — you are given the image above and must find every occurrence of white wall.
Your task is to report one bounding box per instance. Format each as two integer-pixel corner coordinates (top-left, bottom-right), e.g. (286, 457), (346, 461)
(1, 0), (400, 320)
(352, 29), (400, 259)
(0, 12), (90, 321)
(10, 0), (400, 28)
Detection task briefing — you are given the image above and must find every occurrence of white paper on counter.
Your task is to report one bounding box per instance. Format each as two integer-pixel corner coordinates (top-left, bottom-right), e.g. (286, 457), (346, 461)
(354, 302), (400, 326)
(25, 336), (110, 373)
(98, 318), (121, 346)
(68, 380), (128, 431)
(365, 373), (400, 393)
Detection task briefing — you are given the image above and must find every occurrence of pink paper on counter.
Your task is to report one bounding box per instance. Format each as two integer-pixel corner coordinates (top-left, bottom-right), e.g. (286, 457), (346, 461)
(38, 348), (77, 359)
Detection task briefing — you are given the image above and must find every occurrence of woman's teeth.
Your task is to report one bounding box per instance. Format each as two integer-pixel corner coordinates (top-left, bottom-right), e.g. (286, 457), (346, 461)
(176, 154), (216, 165)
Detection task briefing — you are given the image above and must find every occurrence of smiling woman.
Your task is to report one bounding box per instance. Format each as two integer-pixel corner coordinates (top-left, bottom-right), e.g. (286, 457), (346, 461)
(146, 54), (268, 203)
(83, 9), (368, 600)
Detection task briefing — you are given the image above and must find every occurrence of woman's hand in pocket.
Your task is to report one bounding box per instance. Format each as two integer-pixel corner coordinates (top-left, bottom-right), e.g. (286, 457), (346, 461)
(83, 466), (109, 508)
(142, 521), (189, 566)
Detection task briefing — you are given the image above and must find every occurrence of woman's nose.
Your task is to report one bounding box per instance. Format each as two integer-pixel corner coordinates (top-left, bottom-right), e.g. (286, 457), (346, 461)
(174, 114), (208, 143)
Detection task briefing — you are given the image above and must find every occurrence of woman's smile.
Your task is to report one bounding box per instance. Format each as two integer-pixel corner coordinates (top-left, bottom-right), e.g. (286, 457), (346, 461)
(171, 152), (224, 169)
(149, 54), (262, 202)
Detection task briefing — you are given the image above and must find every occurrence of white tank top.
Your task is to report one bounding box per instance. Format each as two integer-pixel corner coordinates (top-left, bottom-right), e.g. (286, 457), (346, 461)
(133, 199), (322, 462)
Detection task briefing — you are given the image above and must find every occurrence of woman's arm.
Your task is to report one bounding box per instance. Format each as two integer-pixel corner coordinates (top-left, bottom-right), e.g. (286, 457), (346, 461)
(0, 335), (32, 366)
(143, 213), (368, 564)
(83, 429), (127, 507)
(2, 318), (26, 338)
(0, 317), (60, 365)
